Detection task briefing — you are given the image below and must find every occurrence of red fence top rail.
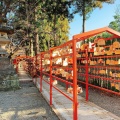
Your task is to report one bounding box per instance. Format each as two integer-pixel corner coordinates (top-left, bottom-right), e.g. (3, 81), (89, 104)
(73, 27), (120, 40)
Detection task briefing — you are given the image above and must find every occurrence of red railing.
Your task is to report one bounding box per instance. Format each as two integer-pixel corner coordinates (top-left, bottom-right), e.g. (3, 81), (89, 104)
(14, 27), (120, 120)
(37, 40), (78, 120)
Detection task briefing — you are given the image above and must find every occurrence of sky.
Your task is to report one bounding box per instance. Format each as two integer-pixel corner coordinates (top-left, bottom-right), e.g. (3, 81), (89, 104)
(69, 0), (120, 39)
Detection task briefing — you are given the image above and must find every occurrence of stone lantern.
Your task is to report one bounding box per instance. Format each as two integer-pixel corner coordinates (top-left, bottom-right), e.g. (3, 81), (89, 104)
(0, 18), (19, 91)
(0, 18), (13, 58)
(0, 31), (10, 57)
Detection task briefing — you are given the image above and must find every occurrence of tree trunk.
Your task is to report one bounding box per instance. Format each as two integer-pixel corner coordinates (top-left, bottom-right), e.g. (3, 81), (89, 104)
(53, 14), (57, 46)
(34, 8), (39, 56)
(35, 33), (39, 55)
(26, 0), (29, 38)
(82, 0), (86, 33)
(30, 38), (33, 57)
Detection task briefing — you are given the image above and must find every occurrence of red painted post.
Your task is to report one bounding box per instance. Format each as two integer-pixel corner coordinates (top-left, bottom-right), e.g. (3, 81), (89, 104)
(35, 55), (37, 85)
(40, 53), (42, 92)
(73, 39), (78, 120)
(85, 49), (89, 101)
(15, 59), (17, 72)
(50, 50), (53, 105)
(31, 58), (34, 80)
(16, 59), (18, 73)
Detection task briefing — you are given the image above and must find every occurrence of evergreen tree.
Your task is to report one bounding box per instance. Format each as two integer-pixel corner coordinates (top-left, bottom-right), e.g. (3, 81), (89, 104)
(72, 0), (114, 32)
(109, 4), (120, 32)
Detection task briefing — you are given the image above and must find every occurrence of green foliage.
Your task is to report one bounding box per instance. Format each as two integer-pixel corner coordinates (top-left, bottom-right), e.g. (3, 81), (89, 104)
(5, 0), (71, 54)
(109, 4), (120, 32)
(34, 1), (70, 51)
(38, 16), (69, 51)
(72, 0), (114, 32)
(39, 0), (71, 20)
(108, 81), (111, 90)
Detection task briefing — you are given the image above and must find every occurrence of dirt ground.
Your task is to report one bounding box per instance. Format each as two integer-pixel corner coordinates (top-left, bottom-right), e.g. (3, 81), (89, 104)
(0, 81), (59, 120)
(80, 87), (120, 118)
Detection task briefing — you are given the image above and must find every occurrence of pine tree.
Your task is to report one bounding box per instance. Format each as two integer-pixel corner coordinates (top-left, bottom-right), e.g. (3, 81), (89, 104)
(72, 0), (114, 32)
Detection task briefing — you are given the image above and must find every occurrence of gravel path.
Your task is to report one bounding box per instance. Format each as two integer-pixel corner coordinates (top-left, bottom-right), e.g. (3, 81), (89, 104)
(0, 81), (59, 120)
(1, 65), (119, 120)
(80, 87), (120, 118)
